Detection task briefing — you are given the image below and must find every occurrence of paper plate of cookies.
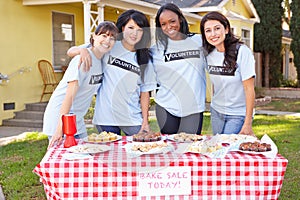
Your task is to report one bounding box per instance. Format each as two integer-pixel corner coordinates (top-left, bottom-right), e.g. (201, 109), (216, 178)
(83, 131), (122, 143)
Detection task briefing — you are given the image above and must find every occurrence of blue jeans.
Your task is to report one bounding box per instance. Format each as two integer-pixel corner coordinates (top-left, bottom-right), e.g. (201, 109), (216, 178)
(48, 132), (88, 141)
(210, 107), (245, 135)
(96, 125), (141, 136)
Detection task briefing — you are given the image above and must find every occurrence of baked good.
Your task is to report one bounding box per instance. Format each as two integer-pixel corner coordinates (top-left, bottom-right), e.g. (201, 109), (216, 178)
(131, 142), (168, 152)
(132, 130), (162, 142)
(172, 132), (204, 142)
(87, 131), (118, 142)
(239, 141), (271, 152)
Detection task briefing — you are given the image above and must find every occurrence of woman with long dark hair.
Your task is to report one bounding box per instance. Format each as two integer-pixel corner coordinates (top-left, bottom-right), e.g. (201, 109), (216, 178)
(200, 11), (256, 135)
(67, 10), (156, 135)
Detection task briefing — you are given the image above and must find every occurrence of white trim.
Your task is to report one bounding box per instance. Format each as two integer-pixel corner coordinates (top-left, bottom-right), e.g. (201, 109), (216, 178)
(224, 11), (257, 25)
(181, 0), (260, 23)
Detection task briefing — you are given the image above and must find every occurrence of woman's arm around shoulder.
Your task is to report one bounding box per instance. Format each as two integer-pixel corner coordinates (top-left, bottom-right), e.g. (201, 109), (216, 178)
(67, 43), (92, 71)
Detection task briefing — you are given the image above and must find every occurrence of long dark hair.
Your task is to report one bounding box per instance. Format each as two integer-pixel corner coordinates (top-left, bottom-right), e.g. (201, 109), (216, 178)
(200, 11), (242, 70)
(116, 9), (152, 81)
(155, 3), (191, 52)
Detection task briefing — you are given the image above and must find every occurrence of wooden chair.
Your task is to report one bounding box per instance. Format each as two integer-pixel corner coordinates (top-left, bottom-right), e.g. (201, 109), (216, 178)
(38, 59), (59, 102)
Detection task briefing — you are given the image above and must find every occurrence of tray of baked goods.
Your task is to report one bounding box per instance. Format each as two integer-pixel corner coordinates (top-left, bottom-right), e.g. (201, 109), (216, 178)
(167, 132), (206, 143)
(185, 136), (229, 158)
(131, 130), (163, 142)
(83, 131), (122, 143)
(230, 134), (278, 158)
(124, 141), (174, 156)
(183, 134), (277, 158)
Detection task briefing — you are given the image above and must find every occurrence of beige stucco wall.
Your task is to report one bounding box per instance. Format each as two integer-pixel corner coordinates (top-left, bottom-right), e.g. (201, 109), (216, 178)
(0, 1), (84, 124)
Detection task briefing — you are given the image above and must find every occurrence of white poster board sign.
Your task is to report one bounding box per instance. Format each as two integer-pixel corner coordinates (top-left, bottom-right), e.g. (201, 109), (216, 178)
(138, 166), (191, 196)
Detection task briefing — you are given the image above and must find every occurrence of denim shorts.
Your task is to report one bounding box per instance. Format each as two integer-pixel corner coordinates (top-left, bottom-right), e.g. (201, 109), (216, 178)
(210, 107), (245, 134)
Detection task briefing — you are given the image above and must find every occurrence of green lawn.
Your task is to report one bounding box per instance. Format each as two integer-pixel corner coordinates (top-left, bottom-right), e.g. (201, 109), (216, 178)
(0, 114), (299, 199)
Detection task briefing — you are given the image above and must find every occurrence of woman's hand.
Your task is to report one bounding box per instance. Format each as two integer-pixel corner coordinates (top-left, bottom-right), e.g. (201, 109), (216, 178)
(140, 122), (150, 133)
(239, 124), (255, 137)
(47, 122), (64, 149)
(79, 48), (92, 71)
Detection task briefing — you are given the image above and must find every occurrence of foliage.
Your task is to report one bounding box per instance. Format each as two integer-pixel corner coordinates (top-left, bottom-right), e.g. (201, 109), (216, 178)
(150, 97), (156, 107)
(84, 95), (96, 120)
(290, 0), (300, 87)
(252, 0), (283, 87)
(280, 79), (298, 88)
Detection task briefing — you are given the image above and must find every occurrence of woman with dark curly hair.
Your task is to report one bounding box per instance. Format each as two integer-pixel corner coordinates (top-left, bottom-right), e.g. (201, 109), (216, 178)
(200, 11), (256, 136)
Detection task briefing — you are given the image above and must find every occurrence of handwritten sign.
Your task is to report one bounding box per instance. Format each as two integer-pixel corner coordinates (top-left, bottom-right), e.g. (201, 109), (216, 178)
(138, 166), (191, 196)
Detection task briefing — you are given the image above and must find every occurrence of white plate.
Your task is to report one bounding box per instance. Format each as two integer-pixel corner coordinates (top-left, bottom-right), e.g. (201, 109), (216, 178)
(124, 141), (174, 155)
(83, 135), (122, 143)
(231, 134), (278, 158)
(67, 144), (111, 154)
(167, 134), (205, 143)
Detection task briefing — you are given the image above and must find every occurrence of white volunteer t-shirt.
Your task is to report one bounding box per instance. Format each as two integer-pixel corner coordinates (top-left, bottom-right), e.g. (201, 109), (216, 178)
(43, 49), (103, 136)
(151, 34), (207, 117)
(206, 44), (256, 115)
(92, 41), (156, 126)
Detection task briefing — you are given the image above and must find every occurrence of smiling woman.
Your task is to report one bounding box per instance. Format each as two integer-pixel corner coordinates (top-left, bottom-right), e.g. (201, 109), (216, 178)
(201, 11), (256, 136)
(152, 3), (207, 135)
(67, 10), (156, 136)
(43, 21), (118, 149)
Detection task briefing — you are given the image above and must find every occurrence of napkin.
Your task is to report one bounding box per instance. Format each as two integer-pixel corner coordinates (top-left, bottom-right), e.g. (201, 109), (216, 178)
(259, 134), (278, 158)
(62, 153), (93, 160)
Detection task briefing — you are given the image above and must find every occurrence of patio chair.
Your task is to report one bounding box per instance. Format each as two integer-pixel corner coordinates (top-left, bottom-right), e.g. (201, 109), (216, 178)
(38, 59), (59, 102)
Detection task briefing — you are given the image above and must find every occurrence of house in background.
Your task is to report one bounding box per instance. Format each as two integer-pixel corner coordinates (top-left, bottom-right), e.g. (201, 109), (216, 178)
(282, 28), (296, 82)
(0, 0), (259, 125)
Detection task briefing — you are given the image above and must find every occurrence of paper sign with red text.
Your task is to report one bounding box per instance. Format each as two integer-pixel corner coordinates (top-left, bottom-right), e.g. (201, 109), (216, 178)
(138, 166), (191, 196)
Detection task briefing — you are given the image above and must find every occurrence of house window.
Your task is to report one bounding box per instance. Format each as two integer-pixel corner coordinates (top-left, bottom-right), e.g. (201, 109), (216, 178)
(52, 12), (75, 71)
(241, 29), (251, 47)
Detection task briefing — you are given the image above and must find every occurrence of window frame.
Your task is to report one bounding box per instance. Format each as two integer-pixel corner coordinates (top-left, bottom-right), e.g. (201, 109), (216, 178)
(52, 11), (75, 71)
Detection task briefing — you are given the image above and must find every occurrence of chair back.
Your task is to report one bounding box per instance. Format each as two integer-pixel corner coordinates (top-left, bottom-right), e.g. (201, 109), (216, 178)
(38, 59), (58, 84)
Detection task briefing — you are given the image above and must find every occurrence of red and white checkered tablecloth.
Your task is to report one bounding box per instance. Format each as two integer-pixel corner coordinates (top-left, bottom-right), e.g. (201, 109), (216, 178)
(33, 137), (288, 200)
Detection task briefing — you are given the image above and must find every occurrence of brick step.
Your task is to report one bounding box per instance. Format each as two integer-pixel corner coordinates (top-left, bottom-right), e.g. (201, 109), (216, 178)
(2, 119), (43, 128)
(14, 111), (44, 120)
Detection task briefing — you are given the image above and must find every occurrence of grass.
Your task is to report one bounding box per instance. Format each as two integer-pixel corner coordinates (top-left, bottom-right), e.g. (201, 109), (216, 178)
(256, 98), (300, 112)
(0, 113), (299, 199)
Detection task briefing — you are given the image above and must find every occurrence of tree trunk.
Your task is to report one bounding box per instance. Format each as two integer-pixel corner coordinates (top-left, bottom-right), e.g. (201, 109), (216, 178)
(264, 52), (270, 88)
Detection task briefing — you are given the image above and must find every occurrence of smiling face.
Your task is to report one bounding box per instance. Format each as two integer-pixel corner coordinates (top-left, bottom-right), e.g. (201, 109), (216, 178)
(121, 19), (143, 51)
(159, 9), (182, 40)
(203, 20), (228, 52)
(93, 31), (116, 53)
